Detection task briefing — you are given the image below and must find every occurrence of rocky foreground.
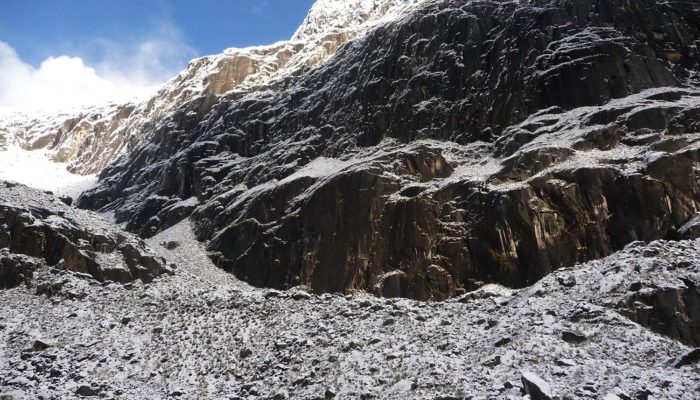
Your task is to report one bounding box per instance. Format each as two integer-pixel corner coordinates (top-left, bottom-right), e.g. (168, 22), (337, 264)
(0, 184), (698, 399)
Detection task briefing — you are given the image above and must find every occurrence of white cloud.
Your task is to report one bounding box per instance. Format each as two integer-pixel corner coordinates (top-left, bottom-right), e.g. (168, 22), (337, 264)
(248, 0), (270, 14)
(0, 22), (196, 113)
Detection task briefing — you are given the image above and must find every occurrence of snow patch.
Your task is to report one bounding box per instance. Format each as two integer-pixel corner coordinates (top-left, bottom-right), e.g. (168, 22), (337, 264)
(280, 157), (354, 182)
(293, 0), (427, 40)
(0, 146), (96, 198)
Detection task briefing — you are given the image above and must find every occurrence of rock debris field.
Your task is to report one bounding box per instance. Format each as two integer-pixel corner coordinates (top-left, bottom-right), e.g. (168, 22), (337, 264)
(0, 184), (698, 399)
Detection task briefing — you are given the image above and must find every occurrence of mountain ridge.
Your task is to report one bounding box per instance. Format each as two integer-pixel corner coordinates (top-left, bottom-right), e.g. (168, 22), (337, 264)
(0, 0), (428, 175)
(0, 0), (699, 299)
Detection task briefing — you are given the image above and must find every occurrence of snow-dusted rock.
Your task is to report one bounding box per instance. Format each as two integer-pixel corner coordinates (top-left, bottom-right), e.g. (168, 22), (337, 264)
(0, 221), (698, 398)
(678, 213), (700, 240)
(0, 0), (698, 301)
(521, 371), (554, 400)
(0, 182), (169, 285)
(0, 0), (428, 178)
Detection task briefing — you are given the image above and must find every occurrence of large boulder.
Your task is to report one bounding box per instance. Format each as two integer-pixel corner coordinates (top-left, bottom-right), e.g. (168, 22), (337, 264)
(0, 250), (39, 289)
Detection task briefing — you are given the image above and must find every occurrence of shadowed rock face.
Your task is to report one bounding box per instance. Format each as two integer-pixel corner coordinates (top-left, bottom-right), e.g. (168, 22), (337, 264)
(79, 0), (700, 299)
(0, 183), (169, 287)
(0, 251), (38, 289)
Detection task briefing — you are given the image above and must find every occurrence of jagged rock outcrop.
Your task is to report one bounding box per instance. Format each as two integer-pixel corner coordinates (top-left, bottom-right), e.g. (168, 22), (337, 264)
(614, 242), (700, 347)
(73, 0), (700, 299)
(0, 182), (169, 286)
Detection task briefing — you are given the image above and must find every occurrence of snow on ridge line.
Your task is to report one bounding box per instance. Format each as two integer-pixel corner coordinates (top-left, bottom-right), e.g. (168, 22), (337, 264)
(166, 0), (429, 98)
(292, 0), (428, 41)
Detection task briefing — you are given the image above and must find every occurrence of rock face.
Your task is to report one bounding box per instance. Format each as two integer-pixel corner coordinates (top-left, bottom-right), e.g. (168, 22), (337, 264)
(1, 0), (698, 300)
(0, 251), (38, 289)
(0, 182), (169, 286)
(69, 0), (700, 299)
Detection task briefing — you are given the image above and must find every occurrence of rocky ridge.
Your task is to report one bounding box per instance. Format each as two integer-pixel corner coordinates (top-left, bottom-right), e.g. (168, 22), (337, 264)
(0, 183), (170, 287)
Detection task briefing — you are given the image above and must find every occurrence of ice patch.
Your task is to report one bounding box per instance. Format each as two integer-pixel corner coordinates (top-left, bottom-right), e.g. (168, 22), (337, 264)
(0, 145), (96, 199)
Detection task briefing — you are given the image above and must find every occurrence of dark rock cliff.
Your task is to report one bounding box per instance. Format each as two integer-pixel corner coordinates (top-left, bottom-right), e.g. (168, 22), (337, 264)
(78, 0), (700, 299)
(0, 182), (170, 288)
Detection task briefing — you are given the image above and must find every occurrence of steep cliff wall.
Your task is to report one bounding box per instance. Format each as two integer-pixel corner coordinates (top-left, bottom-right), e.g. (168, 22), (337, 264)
(73, 0), (700, 299)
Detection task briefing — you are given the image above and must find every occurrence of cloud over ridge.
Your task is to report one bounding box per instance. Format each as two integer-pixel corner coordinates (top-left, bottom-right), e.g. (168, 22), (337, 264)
(0, 21), (195, 114)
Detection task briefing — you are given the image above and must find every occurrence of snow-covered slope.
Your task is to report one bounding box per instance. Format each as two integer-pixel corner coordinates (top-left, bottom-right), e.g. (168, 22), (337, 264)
(292, 0), (426, 40)
(0, 103), (133, 175)
(0, 0), (427, 177)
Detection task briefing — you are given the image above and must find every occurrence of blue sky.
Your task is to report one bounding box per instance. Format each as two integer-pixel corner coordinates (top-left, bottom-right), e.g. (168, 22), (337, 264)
(0, 0), (316, 66)
(0, 0), (316, 112)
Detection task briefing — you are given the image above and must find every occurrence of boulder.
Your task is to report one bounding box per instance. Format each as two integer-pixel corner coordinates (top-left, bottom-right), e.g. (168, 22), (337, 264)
(617, 283), (700, 347)
(0, 251), (38, 289)
(672, 348), (700, 368)
(521, 371), (554, 400)
(75, 385), (99, 397)
(678, 214), (700, 240)
(561, 331), (587, 344)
